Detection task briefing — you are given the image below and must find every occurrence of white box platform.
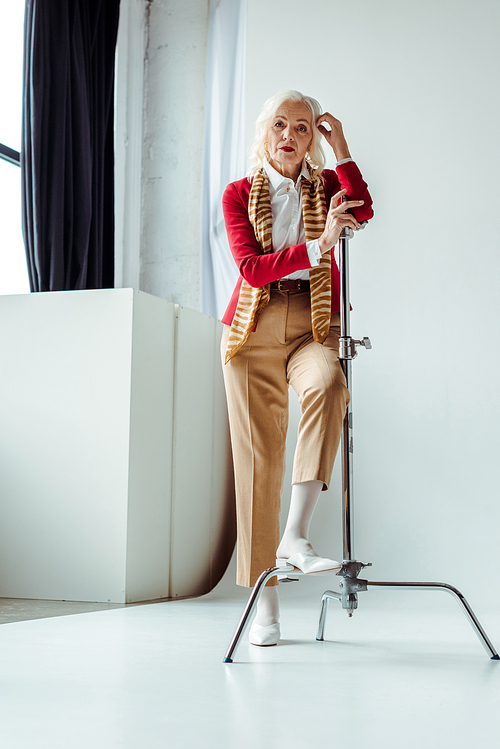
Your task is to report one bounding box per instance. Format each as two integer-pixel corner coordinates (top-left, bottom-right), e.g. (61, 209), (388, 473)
(0, 289), (235, 603)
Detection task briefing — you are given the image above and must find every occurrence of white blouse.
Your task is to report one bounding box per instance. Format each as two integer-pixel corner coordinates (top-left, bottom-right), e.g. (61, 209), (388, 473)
(263, 157), (353, 281)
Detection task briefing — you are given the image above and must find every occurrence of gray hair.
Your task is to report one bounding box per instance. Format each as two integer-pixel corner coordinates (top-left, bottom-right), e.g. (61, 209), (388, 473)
(247, 90), (326, 179)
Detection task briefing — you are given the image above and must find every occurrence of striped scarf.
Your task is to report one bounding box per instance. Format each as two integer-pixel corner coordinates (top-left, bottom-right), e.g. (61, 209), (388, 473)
(224, 165), (332, 364)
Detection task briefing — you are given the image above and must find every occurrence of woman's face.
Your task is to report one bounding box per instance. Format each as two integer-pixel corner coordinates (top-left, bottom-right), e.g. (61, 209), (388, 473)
(266, 100), (313, 180)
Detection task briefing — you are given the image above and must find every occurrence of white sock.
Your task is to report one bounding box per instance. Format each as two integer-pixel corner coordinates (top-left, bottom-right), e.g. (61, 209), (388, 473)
(254, 585), (280, 627)
(255, 480), (323, 627)
(276, 479), (323, 560)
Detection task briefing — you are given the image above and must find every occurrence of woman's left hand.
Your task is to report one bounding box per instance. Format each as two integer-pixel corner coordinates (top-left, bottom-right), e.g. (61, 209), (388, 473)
(316, 112), (351, 161)
(318, 189), (364, 254)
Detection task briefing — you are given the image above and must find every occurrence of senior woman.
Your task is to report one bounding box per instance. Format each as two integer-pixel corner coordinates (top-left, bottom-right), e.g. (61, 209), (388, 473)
(221, 90), (373, 646)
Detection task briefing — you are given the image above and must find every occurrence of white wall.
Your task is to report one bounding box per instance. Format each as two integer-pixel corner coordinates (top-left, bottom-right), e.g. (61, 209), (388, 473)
(245, 0), (500, 604)
(111, 0), (500, 609)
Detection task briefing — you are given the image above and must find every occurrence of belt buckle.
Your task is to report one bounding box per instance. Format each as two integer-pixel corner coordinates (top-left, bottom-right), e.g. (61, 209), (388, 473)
(277, 279), (300, 291)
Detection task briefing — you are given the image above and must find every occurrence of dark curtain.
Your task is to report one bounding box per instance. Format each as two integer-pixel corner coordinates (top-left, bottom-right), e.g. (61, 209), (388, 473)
(21, 0), (120, 292)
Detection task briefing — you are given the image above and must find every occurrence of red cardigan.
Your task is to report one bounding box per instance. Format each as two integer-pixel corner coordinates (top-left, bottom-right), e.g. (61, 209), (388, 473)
(221, 160), (374, 325)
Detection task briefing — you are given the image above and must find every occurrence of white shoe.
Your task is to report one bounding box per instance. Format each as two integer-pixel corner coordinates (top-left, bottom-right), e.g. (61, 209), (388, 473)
(249, 621), (281, 647)
(276, 552), (342, 575)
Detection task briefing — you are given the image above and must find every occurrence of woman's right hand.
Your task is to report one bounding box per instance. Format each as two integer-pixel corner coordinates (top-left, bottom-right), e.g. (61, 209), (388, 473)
(318, 189), (364, 254)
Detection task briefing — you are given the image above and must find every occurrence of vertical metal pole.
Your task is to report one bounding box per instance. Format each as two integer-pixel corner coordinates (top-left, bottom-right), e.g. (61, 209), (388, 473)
(338, 230), (354, 562)
(314, 228), (499, 658)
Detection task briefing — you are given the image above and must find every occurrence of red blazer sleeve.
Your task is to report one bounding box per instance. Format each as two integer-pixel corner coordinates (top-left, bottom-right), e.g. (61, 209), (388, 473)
(323, 162), (374, 222)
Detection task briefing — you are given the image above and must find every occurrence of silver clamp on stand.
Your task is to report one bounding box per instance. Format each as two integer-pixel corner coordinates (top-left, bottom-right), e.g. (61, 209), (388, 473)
(339, 336), (371, 360)
(223, 223), (499, 664)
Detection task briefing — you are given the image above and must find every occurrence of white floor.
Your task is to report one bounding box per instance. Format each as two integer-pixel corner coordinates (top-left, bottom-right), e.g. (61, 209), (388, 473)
(2, 574), (499, 749)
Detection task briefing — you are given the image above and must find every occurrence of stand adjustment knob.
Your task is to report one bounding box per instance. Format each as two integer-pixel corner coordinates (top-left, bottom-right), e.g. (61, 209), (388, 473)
(339, 336), (373, 360)
(352, 336), (371, 350)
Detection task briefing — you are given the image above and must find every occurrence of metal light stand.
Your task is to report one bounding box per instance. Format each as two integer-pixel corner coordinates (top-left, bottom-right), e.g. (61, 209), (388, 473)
(316, 227), (498, 660)
(223, 227), (499, 664)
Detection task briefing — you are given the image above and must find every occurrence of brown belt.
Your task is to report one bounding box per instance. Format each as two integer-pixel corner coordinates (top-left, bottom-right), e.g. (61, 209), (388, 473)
(270, 279), (310, 292)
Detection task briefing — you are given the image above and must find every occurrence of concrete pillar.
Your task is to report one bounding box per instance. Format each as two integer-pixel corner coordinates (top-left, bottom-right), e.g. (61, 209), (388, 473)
(140, 0), (209, 309)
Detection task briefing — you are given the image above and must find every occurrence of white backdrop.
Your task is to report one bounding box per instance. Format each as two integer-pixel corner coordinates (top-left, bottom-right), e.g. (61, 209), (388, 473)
(228, 0), (500, 607)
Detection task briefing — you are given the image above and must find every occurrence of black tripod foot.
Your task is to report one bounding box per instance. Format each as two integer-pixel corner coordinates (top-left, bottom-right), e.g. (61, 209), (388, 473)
(223, 657), (233, 663)
(491, 654), (499, 660)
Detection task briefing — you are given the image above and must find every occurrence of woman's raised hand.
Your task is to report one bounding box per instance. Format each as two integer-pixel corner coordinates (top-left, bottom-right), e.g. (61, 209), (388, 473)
(318, 189), (364, 255)
(316, 112), (351, 162)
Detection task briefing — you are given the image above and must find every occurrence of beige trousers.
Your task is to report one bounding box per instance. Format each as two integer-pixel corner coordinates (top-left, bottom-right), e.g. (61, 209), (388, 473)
(221, 289), (349, 587)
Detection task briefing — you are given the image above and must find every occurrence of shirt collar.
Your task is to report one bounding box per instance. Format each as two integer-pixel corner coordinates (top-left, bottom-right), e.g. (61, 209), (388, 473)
(263, 158), (309, 193)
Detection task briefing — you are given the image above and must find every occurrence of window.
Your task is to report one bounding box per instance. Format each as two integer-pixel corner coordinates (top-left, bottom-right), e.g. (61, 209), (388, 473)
(0, 3), (29, 294)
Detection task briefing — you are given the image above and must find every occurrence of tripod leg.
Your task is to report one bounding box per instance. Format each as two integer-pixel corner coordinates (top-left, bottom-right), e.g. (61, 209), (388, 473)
(316, 590), (342, 641)
(223, 566), (290, 663)
(367, 581), (499, 660)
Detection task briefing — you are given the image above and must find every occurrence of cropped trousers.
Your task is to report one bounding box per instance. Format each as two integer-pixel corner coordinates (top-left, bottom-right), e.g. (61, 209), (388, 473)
(221, 289), (350, 588)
